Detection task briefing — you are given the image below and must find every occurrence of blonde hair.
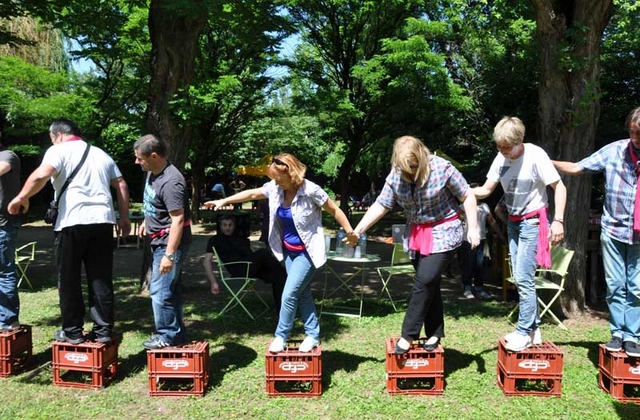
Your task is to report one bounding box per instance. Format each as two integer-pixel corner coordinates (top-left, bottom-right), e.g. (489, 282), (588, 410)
(267, 153), (306, 188)
(391, 136), (430, 186)
(493, 116), (525, 146)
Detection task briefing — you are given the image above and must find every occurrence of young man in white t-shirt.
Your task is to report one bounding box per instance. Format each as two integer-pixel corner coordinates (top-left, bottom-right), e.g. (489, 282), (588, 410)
(473, 117), (566, 351)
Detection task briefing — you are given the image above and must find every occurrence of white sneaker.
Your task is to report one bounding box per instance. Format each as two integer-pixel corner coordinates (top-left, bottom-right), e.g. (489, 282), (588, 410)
(504, 333), (532, 352)
(504, 330), (519, 342)
(463, 288), (474, 299)
(299, 336), (320, 353)
(530, 327), (542, 345)
(268, 336), (285, 353)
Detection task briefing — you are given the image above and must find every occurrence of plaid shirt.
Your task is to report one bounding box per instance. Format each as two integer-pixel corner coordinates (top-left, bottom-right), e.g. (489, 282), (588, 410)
(578, 139), (639, 244)
(376, 155), (469, 253)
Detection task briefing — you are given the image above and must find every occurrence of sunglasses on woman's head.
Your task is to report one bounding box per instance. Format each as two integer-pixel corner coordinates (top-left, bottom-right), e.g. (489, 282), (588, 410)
(272, 158), (289, 169)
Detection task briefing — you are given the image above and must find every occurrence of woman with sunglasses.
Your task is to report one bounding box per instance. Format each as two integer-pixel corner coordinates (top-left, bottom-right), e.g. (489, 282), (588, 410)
(205, 153), (354, 353)
(346, 136), (480, 354)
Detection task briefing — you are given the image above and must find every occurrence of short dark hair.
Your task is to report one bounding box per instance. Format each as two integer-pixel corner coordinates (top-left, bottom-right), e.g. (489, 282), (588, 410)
(49, 119), (81, 136)
(133, 134), (167, 157)
(218, 214), (236, 225)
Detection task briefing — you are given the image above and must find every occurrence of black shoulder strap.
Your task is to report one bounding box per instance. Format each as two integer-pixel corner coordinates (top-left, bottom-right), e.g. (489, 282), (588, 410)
(55, 143), (91, 205)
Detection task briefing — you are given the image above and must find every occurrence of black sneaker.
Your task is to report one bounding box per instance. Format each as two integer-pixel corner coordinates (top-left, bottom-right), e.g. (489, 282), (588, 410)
(87, 331), (114, 344)
(54, 330), (86, 345)
(143, 334), (171, 350)
(624, 341), (640, 358)
(605, 336), (623, 352)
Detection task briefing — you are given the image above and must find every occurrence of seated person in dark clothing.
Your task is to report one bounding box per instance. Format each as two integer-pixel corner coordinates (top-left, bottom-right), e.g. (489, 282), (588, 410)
(203, 214), (286, 314)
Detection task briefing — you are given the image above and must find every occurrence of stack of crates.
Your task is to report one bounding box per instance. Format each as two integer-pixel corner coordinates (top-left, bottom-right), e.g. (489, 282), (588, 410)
(147, 341), (210, 397)
(0, 325), (32, 377)
(265, 340), (322, 397)
(52, 337), (118, 389)
(496, 338), (563, 397)
(599, 344), (640, 403)
(385, 337), (444, 395)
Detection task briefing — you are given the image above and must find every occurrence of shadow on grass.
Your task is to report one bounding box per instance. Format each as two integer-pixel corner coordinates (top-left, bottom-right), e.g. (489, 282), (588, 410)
(554, 340), (601, 369)
(209, 342), (258, 388)
(445, 347), (491, 377)
(322, 349), (381, 390)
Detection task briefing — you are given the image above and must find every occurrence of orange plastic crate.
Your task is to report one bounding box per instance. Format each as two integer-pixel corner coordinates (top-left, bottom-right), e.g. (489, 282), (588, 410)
(385, 337), (444, 376)
(497, 338), (563, 377)
(599, 344), (640, 381)
(147, 341), (210, 397)
(497, 363), (562, 397)
(265, 340), (322, 397)
(385, 337), (444, 395)
(0, 325), (32, 377)
(52, 338), (118, 389)
(599, 369), (640, 403)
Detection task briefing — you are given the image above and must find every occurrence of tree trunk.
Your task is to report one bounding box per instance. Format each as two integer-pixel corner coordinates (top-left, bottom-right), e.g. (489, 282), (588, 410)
(532, 0), (613, 313)
(145, 0), (208, 169)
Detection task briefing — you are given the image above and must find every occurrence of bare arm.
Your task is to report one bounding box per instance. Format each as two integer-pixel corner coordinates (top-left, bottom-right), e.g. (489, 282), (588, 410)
(0, 161), (11, 176)
(322, 198), (353, 232)
(549, 179), (566, 245)
(473, 179), (498, 199)
(205, 187), (266, 210)
(159, 209), (185, 274)
(345, 202), (390, 246)
(111, 176), (131, 237)
(461, 191), (480, 248)
(552, 160), (583, 175)
(8, 164), (57, 215)
(203, 252), (220, 294)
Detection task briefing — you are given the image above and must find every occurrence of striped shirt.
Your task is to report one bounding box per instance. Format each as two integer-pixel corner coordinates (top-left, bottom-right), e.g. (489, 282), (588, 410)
(376, 155), (469, 253)
(578, 139), (640, 244)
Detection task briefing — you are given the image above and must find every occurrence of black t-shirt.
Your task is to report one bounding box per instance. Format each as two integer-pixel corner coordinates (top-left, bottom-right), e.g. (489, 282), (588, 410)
(206, 234), (252, 263)
(0, 147), (21, 227)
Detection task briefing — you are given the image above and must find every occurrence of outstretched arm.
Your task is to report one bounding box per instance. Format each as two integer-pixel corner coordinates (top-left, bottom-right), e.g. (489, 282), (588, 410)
(345, 202), (389, 246)
(552, 160), (583, 175)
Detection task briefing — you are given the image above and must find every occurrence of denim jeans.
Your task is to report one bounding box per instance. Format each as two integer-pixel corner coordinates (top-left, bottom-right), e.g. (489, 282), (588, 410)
(601, 233), (640, 343)
(150, 244), (190, 344)
(508, 219), (540, 334)
(0, 225), (19, 328)
(275, 250), (319, 341)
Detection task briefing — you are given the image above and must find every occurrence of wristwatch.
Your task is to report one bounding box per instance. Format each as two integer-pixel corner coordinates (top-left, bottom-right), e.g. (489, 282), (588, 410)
(165, 253), (176, 262)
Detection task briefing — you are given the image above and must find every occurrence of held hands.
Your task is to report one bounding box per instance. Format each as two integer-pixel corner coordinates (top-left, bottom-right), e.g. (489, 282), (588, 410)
(344, 230), (359, 247)
(549, 220), (564, 246)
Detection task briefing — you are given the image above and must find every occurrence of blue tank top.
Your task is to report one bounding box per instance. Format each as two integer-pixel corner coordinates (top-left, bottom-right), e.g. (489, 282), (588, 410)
(277, 206), (305, 251)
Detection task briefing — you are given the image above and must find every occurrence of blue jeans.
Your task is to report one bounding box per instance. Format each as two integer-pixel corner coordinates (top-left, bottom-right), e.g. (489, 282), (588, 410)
(0, 225), (19, 328)
(275, 251), (319, 341)
(150, 244), (190, 344)
(601, 233), (640, 343)
(508, 219), (540, 334)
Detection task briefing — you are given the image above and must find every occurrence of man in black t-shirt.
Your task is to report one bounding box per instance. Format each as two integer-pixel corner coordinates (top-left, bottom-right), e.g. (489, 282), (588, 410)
(204, 214), (285, 315)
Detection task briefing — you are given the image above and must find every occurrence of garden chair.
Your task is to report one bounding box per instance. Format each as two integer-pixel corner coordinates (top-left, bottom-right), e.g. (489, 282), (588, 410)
(376, 243), (415, 311)
(15, 241), (37, 289)
(506, 245), (574, 330)
(212, 247), (269, 320)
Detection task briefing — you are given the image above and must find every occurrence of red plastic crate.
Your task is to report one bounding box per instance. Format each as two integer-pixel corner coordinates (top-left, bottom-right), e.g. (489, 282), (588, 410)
(497, 338), (563, 377)
(52, 338), (118, 389)
(385, 337), (444, 395)
(497, 363), (562, 397)
(0, 325), (32, 377)
(385, 337), (444, 376)
(265, 340), (322, 397)
(147, 341), (210, 397)
(599, 344), (640, 381)
(599, 369), (640, 403)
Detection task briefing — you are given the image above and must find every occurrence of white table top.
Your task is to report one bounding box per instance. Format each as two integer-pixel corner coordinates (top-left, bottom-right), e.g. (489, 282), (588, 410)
(326, 251), (381, 263)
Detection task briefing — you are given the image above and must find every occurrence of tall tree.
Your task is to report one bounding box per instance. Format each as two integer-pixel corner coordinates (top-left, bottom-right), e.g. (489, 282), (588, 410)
(532, 0), (613, 312)
(145, 0), (208, 169)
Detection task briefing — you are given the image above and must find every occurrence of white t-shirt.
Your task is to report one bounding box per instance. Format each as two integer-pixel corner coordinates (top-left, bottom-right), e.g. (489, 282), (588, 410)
(463, 202), (491, 240)
(42, 140), (121, 231)
(486, 143), (560, 216)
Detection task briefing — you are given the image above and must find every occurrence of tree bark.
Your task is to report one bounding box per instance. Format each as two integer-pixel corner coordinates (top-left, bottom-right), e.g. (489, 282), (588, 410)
(532, 0), (613, 313)
(145, 0), (208, 169)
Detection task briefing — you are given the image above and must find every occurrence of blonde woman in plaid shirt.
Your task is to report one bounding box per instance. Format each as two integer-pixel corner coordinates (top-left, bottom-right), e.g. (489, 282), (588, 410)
(347, 136), (479, 354)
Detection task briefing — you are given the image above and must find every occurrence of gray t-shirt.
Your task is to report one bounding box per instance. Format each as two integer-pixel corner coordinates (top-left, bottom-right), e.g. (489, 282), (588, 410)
(0, 147), (21, 226)
(142, 163), (192, 247)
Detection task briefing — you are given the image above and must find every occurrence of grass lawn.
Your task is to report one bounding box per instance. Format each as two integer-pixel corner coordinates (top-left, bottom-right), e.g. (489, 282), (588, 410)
(1, 272), (639, 419)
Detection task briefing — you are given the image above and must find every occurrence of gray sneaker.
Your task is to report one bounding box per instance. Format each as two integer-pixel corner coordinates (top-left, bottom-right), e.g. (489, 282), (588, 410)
(605, 336), (623, 352)
(624, 341), (640, 358)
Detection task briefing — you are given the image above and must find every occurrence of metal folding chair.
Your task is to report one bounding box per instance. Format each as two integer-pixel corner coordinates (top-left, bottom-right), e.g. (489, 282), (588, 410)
(506, 245), (574, 330)
(15, 241), (37, 289)
(212, 247), (269, 320)
(376, 243), (415, 311)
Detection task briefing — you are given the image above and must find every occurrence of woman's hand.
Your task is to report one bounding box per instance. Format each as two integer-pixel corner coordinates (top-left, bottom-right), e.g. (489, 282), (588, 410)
(204, 199), (226, 211)
(345, 230), (359, 247)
